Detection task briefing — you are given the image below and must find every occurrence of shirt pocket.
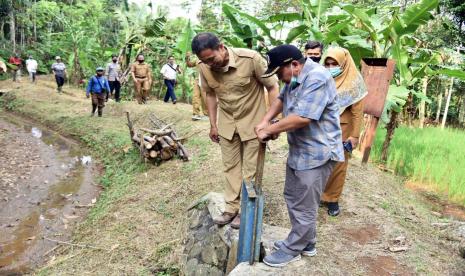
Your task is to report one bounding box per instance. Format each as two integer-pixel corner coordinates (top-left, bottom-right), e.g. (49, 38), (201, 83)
(224, 76), (251, 93)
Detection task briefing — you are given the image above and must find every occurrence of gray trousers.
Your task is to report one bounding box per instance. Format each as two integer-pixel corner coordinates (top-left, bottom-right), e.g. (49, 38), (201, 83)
(281, 160), (335, 256)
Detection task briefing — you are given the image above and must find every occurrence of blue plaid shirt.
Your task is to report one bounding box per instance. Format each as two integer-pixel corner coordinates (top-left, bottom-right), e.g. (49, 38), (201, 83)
(278, 59), (344, 170)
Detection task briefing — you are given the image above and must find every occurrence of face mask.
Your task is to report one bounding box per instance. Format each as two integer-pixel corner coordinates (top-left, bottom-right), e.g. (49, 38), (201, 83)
(329, 66), (342, 78)
(289, 64), (299, 90)
(309, 56), (321, 63)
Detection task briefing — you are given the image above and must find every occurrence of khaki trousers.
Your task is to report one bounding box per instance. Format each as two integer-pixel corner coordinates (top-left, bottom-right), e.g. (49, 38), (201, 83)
(134, 77), (150, 104)
(322, 122), (350, 203)
(192, 79), (208, 116)
(219, 134), (259, 213)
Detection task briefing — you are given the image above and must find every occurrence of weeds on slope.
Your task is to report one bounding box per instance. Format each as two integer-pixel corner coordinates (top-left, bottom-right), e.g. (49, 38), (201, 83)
(372, 126), (465, 205)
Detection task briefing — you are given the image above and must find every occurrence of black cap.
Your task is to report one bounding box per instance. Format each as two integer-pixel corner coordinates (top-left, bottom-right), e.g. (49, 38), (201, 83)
(262, 44), (303, 78)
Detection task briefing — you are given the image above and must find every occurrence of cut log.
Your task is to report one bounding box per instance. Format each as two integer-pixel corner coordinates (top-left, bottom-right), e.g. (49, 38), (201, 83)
(160, 149), (173, 160)
(162, 135), (176, 148)
(157, 137), (171, 149)
(144, 135), (157, 145)
(149, 150), (158, 158)
(132, 134), (141, 144)
(140, 127), (173, 136)
(126, 112), (135, 140)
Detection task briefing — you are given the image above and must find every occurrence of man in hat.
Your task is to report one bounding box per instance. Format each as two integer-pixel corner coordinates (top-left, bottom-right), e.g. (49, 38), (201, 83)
(131, 54), (152, 104)
(255, 45), (344, 267)
(86, 67), (110, 117)
(51, 56), (67, 93)
(8, 53), (22, 82)
(191, 32), (280, 229)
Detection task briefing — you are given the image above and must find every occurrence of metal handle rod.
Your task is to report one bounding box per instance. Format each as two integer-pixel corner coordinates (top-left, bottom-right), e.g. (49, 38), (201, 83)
(255, 142), (266, 191)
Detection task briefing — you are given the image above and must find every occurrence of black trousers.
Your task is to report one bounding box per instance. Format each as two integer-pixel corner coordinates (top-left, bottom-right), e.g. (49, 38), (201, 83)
(108, 80), (121, 102)
(55, 75), (65, 87)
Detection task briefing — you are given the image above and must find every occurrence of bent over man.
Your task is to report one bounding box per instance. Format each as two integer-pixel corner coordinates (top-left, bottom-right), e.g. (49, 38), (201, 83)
(255, 45), (344, 267)
(192, 32), (280, 229)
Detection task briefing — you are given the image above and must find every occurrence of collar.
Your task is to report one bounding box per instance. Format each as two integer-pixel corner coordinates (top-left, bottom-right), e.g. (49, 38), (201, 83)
(225, 47), (237, 69)
(296, 58), (315, 84)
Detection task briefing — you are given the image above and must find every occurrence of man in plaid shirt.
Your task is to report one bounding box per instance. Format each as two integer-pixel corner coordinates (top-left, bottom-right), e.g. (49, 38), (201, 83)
(255, 44), (344, 267)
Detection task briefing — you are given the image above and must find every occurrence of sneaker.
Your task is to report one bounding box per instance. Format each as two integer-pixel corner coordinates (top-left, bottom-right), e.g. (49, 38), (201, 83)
(192, 115), (201, 121)
(273, 240), (317, 257)
(200, 115), (209, 121)
(263, 249), (301, 267)
(327, 202), (340, 217)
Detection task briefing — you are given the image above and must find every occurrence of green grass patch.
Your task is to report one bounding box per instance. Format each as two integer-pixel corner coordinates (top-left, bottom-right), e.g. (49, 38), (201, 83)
(372, 126), (465, 205)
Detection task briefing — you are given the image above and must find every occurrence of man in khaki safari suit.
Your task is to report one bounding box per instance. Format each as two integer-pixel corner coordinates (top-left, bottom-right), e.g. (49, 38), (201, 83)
(191, 32), (280, 229)
(131, 54), (152, 104)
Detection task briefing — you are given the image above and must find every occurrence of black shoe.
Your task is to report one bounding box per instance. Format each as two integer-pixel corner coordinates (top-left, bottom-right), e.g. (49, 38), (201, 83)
(327, 202), (340, 216)
(173, 100), (177, 104)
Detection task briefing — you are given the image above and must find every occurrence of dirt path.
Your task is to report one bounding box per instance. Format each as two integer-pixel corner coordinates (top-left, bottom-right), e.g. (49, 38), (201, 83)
(0, 114), (100, 274)
(0, 78), (464, 275)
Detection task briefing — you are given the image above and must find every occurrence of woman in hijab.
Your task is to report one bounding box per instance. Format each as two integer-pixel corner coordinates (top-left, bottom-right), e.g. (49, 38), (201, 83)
(322, 47), (368, 216)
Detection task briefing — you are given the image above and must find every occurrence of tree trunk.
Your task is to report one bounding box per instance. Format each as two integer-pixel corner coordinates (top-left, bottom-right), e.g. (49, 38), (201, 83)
(0, 21), (4, 41)
(406, 93), (414, 128)
(419, 76), (428, 128)
(441, 78), (454, 129)
(459, 96), (465, 127)
(9, 4), (15, 53)
(435, 79), (443, 123)
(381, 111), (399, 162)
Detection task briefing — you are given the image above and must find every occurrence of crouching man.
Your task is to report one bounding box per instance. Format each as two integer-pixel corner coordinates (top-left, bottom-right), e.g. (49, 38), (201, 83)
(86, 67), (110, 117)
(255, 45), (344, 267)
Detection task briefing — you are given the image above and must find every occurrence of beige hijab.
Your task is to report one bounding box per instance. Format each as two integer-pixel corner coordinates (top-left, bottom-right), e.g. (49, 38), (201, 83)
(325, 47), (368, 114)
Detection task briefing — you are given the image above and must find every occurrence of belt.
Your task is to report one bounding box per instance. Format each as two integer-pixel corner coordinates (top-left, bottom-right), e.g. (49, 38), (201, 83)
(135, 76), (147, 79)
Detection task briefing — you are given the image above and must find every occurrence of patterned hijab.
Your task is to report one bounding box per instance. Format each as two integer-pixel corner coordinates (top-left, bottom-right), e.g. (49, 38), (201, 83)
(325, 47), (368, 114)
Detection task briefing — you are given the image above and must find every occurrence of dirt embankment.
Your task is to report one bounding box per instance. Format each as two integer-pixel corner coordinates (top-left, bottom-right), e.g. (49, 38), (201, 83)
(0, 78), (465, 275)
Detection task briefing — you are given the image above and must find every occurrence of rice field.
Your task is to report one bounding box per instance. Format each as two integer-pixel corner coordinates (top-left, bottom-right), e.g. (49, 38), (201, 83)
(372, 126), (465, 205)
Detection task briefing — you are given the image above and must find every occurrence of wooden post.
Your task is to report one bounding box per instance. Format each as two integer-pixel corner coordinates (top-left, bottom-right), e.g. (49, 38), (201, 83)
(361, 115), (379, 164)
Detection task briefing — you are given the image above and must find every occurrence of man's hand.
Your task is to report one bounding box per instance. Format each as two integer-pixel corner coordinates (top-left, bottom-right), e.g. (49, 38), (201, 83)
(254, 121), (269, 135)
(209, 126), (220, 143)
(257, 129), (271, 143)
(347, 136), (359, 148)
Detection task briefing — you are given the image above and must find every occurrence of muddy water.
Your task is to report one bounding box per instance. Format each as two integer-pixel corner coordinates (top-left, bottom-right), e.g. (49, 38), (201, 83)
(0, 114), (100, 275)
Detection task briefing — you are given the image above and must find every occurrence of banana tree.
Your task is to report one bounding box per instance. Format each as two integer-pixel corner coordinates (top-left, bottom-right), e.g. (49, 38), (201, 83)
(174, 20), (196, 102)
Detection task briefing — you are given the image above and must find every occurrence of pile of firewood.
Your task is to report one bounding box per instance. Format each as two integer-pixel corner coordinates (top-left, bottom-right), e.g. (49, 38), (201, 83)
(126, 112), (189, 163)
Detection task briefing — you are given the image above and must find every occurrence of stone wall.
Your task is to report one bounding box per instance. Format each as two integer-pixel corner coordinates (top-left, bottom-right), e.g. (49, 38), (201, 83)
(181, 192), (292, 275)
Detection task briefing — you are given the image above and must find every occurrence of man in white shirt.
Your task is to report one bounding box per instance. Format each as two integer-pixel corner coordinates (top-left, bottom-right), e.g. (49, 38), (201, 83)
(105, 54), (122, 102)
(160, 56), (181, 104)
(26, 56), (38, 83)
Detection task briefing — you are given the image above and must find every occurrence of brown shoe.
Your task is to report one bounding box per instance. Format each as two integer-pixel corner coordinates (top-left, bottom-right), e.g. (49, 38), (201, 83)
(213, 212), (237, 226)
(230, 213), (241, 229)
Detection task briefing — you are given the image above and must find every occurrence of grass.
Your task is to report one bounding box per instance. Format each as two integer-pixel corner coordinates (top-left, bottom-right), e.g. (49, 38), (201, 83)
(372, 126), (465, 205)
